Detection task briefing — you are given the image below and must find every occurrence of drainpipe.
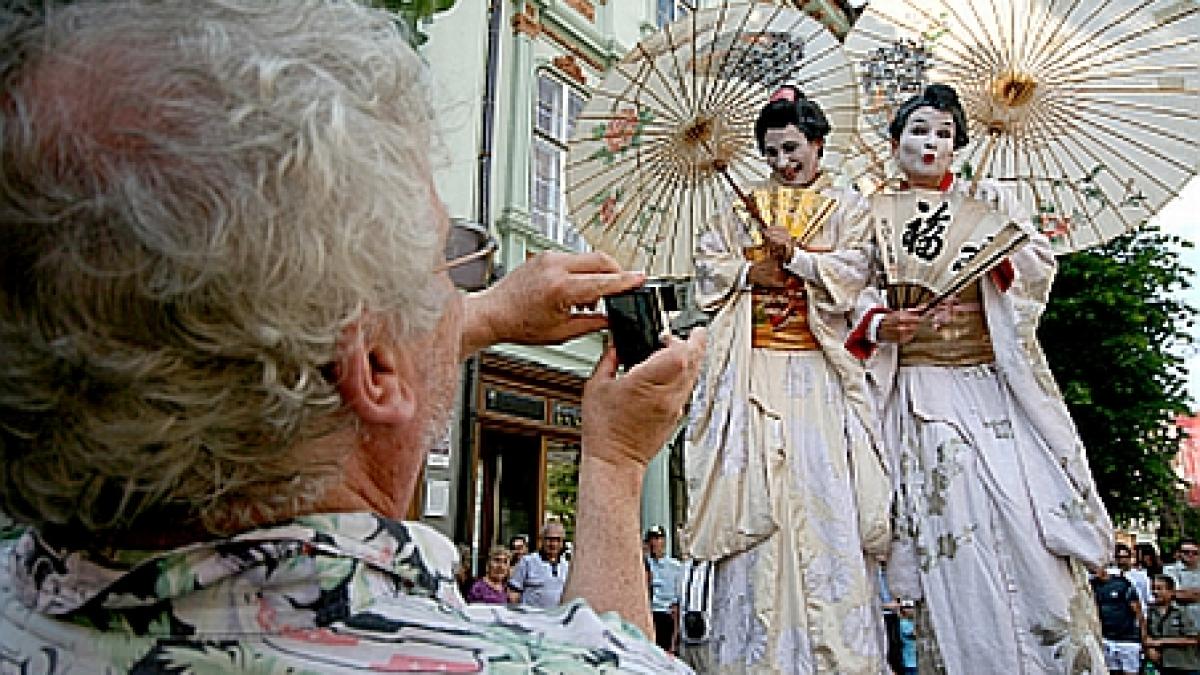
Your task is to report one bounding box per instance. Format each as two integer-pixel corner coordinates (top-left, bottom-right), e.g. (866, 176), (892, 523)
(455, 0), (503, 552)
(479, 0), (501, 232)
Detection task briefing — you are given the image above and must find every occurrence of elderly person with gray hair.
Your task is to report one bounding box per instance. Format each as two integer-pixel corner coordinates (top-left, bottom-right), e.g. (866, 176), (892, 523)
(509, 521), (570, 608)
(0, 1), (703, 672)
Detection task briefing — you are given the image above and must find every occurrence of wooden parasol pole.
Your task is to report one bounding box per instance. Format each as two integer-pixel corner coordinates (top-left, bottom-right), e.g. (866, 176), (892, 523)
(968, 128), (1002, 198)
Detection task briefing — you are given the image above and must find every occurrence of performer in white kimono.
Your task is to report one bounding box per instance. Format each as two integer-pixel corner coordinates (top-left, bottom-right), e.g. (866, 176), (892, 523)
(845, 84), (1113, 674)
(684, 86), (891, 673)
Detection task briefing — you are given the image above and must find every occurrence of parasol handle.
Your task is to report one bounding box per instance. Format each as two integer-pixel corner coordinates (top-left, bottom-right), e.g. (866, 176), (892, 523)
(968, 129), (1002, 199)
(711, 158), (769, 234)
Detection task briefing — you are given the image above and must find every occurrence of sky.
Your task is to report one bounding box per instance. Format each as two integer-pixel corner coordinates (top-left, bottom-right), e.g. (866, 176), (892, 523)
(1148, 175), (1200, 408)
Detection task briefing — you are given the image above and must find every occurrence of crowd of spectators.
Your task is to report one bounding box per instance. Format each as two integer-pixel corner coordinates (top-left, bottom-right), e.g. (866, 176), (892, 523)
(450, 526), (1200, 675)
(1086, 541), (1200, 675)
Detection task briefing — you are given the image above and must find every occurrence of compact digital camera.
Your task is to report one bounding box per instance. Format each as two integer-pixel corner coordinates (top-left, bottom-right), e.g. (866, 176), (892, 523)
(603, 280), (680, 369)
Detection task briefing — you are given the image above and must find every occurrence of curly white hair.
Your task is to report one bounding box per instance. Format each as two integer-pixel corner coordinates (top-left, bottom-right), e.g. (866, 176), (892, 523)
(0, 0), (444, 534)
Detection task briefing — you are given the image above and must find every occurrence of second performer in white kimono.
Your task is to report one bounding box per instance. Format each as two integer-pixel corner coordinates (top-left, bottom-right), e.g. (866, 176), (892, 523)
(847, 84), (1113, 674)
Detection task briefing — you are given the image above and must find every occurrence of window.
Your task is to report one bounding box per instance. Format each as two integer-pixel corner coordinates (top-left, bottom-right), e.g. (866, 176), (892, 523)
(531, 73), (587, 251)
(656, 0), (692, 27)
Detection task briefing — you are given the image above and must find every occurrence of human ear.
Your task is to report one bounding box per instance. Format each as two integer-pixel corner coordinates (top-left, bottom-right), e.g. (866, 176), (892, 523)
(335, 323), (418, 425)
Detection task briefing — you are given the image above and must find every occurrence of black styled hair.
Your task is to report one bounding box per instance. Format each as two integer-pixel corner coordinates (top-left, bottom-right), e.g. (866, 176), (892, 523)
(754, 85), (831, 157)
(888, 83), (970, 150)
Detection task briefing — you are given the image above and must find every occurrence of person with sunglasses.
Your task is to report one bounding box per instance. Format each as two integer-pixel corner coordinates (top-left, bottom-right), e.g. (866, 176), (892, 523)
(0, 1), (704, 672)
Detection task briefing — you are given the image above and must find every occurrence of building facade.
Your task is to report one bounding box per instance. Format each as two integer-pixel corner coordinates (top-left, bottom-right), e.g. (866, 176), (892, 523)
(1176, 415), (1200, 508)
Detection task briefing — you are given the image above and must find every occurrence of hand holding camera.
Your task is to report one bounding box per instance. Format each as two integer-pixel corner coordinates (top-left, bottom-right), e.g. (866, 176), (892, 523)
(461, 251), (644, 355)
(583, 326), (705, 467)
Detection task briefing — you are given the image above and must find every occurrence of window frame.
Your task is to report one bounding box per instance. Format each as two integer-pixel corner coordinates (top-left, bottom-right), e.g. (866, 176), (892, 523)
(530, 70), (588, 252)
(655, 0), (694, 28)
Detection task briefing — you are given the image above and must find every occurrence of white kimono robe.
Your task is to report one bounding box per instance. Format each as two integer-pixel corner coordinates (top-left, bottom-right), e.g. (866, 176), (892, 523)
(862, 178), (1113, 674)
(683, 174), (891, 674)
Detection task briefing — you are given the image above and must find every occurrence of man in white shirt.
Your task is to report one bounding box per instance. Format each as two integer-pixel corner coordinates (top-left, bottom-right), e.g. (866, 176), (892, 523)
(1166, 538), (1200, 624)
(1115, 542), (1152, 610)
(509, 522), (570, 608)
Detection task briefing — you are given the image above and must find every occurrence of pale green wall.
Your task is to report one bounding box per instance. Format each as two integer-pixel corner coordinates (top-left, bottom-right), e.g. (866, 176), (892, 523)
(422, 2), (488, 224)
(641, 442), (675, 556)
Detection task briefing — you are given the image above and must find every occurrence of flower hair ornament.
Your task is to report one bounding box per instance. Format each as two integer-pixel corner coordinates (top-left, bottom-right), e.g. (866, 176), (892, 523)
(769, 85), (801, 103)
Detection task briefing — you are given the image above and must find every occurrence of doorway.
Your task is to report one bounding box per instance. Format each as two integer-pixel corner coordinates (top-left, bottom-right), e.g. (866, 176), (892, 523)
(477, 428), (541, 568)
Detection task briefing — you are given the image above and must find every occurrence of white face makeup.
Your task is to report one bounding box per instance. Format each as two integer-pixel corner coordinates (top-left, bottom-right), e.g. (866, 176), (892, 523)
(894, 106), (956, 188)
(762, 124), (821, 187)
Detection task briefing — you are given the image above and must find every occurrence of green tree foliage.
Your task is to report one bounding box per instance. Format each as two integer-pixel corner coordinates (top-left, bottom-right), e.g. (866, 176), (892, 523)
(376, 0), (457, 47)
(1159, 498), (1200, 555)
(545, 455), (578, 542)
(1039, 224), (1195, 524)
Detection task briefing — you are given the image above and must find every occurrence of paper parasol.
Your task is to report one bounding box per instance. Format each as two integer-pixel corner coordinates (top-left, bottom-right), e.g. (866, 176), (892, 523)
(844, 0), (1199, 253)
(567, 1), (857, 277)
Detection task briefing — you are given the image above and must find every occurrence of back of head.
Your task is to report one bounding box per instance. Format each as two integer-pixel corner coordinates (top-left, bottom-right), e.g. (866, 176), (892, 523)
(753, 85), (831, 154)
(0, 0), (442, 537)
(888, 83), (970, 150)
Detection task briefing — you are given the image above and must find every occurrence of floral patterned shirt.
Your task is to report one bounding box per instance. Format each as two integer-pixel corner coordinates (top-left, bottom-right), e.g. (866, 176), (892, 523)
(0, 512), (690, 673)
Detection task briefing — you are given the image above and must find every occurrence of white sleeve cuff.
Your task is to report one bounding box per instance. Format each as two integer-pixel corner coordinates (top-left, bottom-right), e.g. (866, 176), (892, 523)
(783, 248), (816, 280)
(867, 312), (886, 343)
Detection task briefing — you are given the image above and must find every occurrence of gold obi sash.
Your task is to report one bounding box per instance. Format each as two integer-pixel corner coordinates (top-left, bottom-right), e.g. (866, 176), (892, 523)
(898, 281), (995, 366)
(744, 246), (818, 351)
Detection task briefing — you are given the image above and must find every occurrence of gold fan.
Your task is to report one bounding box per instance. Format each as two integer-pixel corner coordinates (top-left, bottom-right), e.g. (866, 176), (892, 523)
(731, 186), (838, 248)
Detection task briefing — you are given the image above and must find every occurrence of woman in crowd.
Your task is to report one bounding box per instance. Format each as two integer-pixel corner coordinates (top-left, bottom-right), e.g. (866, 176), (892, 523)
(1141, 542), (1165, 578)
(467, 545), (512, 605)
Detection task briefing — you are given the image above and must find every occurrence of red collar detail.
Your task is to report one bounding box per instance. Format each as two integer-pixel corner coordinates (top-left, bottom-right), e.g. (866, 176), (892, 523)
(938, 172), (955, 191)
